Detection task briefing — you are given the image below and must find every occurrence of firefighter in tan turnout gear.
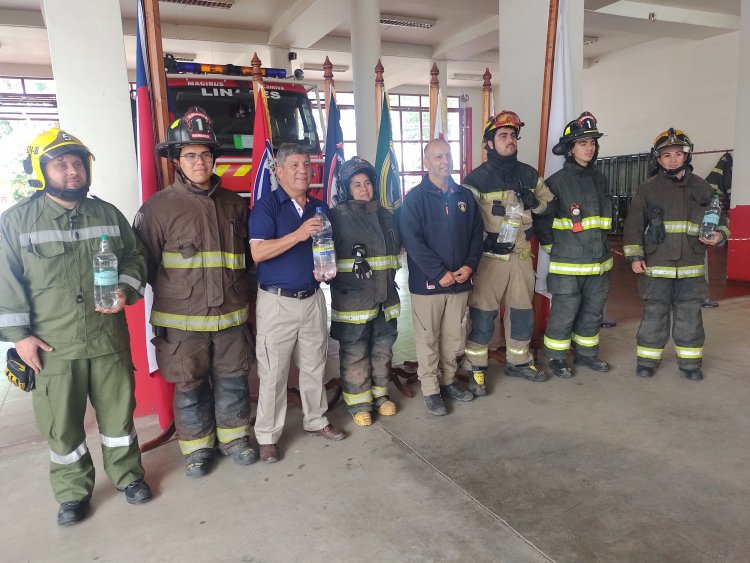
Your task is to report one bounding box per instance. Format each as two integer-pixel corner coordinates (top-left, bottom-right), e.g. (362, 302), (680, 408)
(623, 128), (728, 381)
(329, 157), (400, 426)
(462, 111), (554, 393)
(134, 107), (256, 476)
(0, 129), (152, 526)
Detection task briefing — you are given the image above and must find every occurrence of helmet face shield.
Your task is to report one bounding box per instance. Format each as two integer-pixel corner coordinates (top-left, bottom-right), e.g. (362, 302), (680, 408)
(483, 110), (524, 141)
(23, 128), (94, 191)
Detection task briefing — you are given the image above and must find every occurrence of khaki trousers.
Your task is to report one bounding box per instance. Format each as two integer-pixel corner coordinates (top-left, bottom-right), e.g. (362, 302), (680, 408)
(254, 289), (330, 444)
(411, 291), (470, 396)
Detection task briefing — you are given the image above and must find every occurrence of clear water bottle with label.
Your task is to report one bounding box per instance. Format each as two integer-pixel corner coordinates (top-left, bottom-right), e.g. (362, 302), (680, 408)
(498, 192), (523, 244)
(93, 234), (119, 308)
(699, 194), (721, 238)
(312, 207), (337, 280)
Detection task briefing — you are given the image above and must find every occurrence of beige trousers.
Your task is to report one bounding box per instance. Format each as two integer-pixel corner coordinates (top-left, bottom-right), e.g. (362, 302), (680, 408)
(411, 291), (470, 396)
(254, 289), (330, 445)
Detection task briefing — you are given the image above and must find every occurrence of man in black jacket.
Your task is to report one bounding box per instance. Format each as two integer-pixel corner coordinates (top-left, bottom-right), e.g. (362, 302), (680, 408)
(399, 139), (483, 415)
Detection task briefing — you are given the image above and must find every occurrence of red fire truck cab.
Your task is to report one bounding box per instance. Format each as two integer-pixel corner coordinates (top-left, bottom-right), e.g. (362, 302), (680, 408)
(165, 58), (325, 200)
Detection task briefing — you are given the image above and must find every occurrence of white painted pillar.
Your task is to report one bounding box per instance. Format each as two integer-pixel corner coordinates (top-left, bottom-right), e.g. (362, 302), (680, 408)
(732, 0), (750, 209)
(497, 0), (583, 167)
(42, 0), (138, 221)
(350, 0), (381, 162)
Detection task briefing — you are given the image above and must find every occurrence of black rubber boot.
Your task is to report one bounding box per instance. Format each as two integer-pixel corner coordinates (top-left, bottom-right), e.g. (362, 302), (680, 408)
(636, 365), (655, 378)
(57, 500), (90, 526)
(424, 394), (448, 416)
(505, 362), (548, 382)
(224, 441), (258, 465)
(440, 383), (474, 401)
(574, 355), (611, 372)
(550, 359), (573, 378)
(679, 367), (704, 381)
(122, 479), (153, 505)
(184, 448), (216, 478)
(468, 371), (488, 396)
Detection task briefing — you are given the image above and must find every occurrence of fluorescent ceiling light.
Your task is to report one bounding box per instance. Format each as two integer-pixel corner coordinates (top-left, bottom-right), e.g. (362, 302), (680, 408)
(160, 0), (235, 9)
(583, 35), (599, 46)
(380, 15), (435, 29)
(301, 63), (350, 73)
(451, 73), (483, 82)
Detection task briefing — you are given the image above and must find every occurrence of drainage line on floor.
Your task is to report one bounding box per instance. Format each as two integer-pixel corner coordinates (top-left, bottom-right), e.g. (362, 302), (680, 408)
(377, 422), (556, 563)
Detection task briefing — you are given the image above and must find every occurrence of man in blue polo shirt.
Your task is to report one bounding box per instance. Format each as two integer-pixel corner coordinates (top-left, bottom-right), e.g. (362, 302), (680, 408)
(249, 143), (346, 463)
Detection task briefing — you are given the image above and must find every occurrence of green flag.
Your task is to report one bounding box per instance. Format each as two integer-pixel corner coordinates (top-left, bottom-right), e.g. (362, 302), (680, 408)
(375, 92), (401, 211)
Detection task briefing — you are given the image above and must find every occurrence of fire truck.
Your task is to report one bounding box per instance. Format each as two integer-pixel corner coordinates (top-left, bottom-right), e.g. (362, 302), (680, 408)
(164, 56), (326, 199)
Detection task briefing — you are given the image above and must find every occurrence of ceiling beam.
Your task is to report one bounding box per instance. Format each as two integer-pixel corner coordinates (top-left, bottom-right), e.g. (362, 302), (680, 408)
(0, 9), (45, 27)
(432, 15), (499, 60)
(592, 1), (740, 32)
(120, 19), (268, 44)
(268, 0), (346, 49)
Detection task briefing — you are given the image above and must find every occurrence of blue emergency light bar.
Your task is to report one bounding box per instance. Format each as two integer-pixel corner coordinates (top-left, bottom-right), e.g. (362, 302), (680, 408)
(172, 61), (287, 79)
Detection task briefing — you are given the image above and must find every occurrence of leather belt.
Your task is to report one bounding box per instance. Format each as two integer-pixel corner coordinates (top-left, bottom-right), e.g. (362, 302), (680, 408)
(260, 284), (318, 299)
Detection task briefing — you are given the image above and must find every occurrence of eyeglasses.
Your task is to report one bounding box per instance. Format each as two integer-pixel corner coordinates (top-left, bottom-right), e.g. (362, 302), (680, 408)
(180, 151), (213, 164)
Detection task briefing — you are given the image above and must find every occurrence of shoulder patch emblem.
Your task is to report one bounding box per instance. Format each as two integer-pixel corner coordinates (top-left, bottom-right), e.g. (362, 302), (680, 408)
(457, 201), (467, 213)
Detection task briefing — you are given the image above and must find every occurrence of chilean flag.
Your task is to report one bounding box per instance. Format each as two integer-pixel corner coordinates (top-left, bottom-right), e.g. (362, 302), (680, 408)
(132, 0), (175, 430)
(249, 82), (276, 206)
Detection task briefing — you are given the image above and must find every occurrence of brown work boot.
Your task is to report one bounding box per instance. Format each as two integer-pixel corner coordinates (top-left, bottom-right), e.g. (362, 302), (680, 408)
(305, 424), (346, 441)
(259, 444), (279, 463)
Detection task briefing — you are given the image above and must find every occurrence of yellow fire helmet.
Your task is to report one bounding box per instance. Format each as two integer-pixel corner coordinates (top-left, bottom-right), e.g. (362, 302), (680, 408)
(23, 128), (94, 191)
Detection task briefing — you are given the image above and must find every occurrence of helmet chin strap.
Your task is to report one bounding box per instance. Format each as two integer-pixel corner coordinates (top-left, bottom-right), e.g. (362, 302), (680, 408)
(44, 184), (90, 201)
(660, 163), (688, 177)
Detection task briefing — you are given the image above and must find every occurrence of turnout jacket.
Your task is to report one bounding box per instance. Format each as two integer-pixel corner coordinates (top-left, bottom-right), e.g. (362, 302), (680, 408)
(0, 194), (146, 358)
(399, 175), (483, 296)
(536, 161), (613, 276)
(134, 174), (252, 331)
(329, 200), (400, 324)
(462, 156), (553, 260)
(623, 169), (729, 279)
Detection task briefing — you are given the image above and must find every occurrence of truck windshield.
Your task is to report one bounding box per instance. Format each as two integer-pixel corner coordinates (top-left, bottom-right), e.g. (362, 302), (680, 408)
(171, 87), (320, 154)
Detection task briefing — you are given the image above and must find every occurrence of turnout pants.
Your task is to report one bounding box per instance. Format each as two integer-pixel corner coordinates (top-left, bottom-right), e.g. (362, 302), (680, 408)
(636, 276), (707, 369)
(465, 254), (535, 368)
(411, 292), (470, 396)
(331, 311), (398, 414)
(254, 289), (330, 445)
(154, 324), (253, 456)
(31, 349), (144, 503)
(544, 272), (610, 360)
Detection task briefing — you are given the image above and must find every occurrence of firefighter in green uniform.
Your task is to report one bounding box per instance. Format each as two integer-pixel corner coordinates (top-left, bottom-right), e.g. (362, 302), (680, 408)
(538, 112), (613, 377)
(623, 128), (729, 380)
(329, 157), (400, 426)
(0, 129), (152, 526)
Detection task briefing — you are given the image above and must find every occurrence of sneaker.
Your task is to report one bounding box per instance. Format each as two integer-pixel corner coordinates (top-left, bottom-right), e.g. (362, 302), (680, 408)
(440, 382), (474, 401)
(680, 367), (704, 381)
(353, 411), (373, 426)
(574, 355), (610, 372)
(184, 449), (215, 478)
(376, 400), (397, 416)
(505, 362), (548, 382)
(468, 371), (488, 396)
(550, 359), (573, 378)
(636, 365), (655, 378)
(122, 479), (153, 505)
(424, 394), (447, 416)
(57, 500), (89, 526)
(224, 441), (258, 465)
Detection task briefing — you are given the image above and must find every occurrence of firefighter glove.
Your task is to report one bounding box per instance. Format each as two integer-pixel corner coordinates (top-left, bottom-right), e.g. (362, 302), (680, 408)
(515, 188), (538, 210)
(5, 348), (35, 392)
(646, 205), (666, 245)
(352, 243), (373, 280)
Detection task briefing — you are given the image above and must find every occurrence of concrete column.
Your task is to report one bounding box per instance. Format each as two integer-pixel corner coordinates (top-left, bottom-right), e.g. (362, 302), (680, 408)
(350, 0), (381, 162)
(497, 0), (583, 167)
(727, 0), (750, 281)
(42, 0), (138, 220)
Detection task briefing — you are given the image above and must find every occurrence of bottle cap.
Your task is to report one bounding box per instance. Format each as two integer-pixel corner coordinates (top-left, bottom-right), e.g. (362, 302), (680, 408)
(315, 206), (322, 212)
(100, 235), (109, 240)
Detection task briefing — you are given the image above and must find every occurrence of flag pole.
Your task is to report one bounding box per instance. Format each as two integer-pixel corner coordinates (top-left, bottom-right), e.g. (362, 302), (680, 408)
(481, 67), (493, 163)
(538, 0), (560, 176)
(323, 56), (334, 120)
(143, 0), (171, 188)
(429, 63), (439, 139)
(375, 59), (385, 136)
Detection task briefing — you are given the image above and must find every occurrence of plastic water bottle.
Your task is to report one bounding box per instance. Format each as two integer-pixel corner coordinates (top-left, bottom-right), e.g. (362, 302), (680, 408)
(93, 235), (119, 308)
(699, 194), (721, 238)
(311, 207), (337, 280)
(499, 192), (523, 244)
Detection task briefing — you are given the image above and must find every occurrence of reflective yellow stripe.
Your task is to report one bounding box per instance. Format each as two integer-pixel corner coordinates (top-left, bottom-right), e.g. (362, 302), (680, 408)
(542, 244), (552, 252)
(336, 255), (401, 272)
(215, 164), (231, 176)
(151, 307), (248, 331)
(507, 346), (528, 356)
(372, 386), (389, 398)
(572, 333), (599, 347)
(663, 221), (700, 235)
(162, 251), (246, 270)
(712, 167), (723, 174)
(50, 440), (88, 465)
(179, 432), (216, 455)
(645, 265), (705, 279)
(549, 257), (613, 276)
(331, 308), (379, 324)
(100, 430), (136, 448)
(466, 186), (509, 201)
(675, 346), (703, 359)
(623, 245), (644, 257)
(482, 248), (533, 261)
(343, 389), (373, 406)
(464, 347), (488, 357)
(216, 425), (249, 444)
(544, 335), (571, 351)
(552, 216), (612, 231)
(637, 346), (663, 359)
(383, 303), (400, 321)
